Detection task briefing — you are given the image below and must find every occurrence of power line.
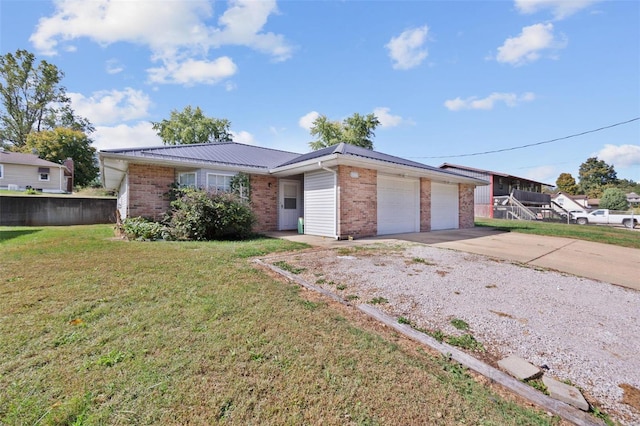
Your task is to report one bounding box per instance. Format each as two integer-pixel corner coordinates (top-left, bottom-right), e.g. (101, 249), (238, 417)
(410, 117), (640, 159)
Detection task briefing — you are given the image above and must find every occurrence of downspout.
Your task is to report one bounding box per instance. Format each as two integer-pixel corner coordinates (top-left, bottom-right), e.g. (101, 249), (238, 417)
(318, 161), (339, 239)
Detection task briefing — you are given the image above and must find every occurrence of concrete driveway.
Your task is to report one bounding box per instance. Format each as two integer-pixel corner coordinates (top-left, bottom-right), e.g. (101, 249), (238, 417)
(270, 227), (640, 291)
(379, 228), (640, 291)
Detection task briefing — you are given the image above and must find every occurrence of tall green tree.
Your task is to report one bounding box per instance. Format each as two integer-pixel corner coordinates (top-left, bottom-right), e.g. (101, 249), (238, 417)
(599, 188), (629, 211)
(578, 157), (617, 198)
(0, 49), (92, 148)
(555, 173), (579, 195)
(616, 178), (640, 194)
(151, 106), (232, 145)
(24, 128), (98, 187)
(309, 113), (380, 150)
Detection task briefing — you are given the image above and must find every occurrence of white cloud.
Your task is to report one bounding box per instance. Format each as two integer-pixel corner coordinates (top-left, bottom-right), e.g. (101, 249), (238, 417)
(29, 0), (291, 84)
(105, 59), (124, 74)
(147, 57), (237, 86)
(514, 0), (600, 20)
(214, 0), (292, 62)
(385, 26), (429, 70)
(444, 92), (535, 111)
(69, 88), (152, 125)
(596, 144), (640, 168)
(496, 23), (567, 66)
(298, 111), (320, 131)
(231, 130), (255, 145)
(373, 107), (413, 128)
(92, 121), (162, 151)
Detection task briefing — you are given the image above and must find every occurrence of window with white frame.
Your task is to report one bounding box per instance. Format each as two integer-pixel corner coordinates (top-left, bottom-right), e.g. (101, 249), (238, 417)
(178, 172), (197, 188)
(0, 164), (3, 179)
(206, 173), (232, 193)
(38, 167), (50, 181)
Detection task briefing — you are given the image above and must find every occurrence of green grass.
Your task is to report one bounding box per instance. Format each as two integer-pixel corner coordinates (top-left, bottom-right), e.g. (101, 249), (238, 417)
(0, 225), (560, 425)
(476, 218), (640, 249)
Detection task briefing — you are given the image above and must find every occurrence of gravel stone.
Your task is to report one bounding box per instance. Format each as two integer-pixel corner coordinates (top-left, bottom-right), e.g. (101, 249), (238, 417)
(274, 243), (640, 425)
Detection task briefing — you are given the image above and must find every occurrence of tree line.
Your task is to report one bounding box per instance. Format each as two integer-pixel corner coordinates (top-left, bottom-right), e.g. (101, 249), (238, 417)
(555, 157), (638, 210)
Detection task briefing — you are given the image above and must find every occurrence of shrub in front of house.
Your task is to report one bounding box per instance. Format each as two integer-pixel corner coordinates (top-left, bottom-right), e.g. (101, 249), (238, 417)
(167, 188), (256, 241)
(121, 217), (170, 241)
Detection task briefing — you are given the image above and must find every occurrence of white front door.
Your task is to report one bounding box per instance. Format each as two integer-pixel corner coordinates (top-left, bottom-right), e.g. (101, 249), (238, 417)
(279, 180), (301, 230)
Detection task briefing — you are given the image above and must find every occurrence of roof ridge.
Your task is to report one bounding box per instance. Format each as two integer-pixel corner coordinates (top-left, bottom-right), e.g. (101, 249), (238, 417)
(100, 141), (301, 156)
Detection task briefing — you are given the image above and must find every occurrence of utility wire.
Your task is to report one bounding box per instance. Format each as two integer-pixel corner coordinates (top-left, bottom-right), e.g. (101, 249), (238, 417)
(410, 117), (640, 159)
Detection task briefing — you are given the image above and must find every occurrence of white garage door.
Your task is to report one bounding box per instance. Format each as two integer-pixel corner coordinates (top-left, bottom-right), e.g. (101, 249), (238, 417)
(377, 174), (419, 235)
(431, 182), (459, 230)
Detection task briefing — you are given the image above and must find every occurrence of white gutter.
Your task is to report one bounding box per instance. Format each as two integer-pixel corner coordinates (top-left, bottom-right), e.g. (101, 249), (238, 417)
(318, 161), (339, 240)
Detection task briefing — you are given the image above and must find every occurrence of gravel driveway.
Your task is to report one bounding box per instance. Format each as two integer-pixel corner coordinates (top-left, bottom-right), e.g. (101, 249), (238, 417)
(266, 242), (640, 425)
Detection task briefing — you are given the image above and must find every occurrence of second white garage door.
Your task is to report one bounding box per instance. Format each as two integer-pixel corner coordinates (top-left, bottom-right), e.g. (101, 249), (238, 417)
(431, 182), (459, 230)
(377, 174), (419, 235)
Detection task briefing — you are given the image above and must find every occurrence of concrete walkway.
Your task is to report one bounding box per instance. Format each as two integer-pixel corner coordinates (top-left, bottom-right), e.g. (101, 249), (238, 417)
(268, 228), (640, 291)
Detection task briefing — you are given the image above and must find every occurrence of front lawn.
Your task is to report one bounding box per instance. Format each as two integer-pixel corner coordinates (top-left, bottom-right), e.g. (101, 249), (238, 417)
(1, 225), (559, 425)
(476, 218), (640, 249)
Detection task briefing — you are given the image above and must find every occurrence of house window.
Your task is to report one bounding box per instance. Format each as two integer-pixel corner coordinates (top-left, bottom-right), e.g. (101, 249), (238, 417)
(38, 167), (50, 181)
(0, 164), (3, 179)
(206, 173), (232, 193)
(178, 172), (196, 188)
(557, 197), (564, 206)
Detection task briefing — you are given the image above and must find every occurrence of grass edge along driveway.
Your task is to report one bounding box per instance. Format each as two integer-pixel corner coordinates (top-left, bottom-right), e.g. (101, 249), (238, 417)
(475, 218), (640, 249)
(1, 225), (562, 425)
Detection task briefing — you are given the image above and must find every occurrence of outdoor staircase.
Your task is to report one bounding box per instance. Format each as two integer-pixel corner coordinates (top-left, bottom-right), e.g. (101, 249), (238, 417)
(506, 193), (539, 221)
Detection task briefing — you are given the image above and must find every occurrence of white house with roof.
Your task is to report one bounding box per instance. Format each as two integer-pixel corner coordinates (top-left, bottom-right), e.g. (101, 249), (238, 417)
(0, 150), (72, 193)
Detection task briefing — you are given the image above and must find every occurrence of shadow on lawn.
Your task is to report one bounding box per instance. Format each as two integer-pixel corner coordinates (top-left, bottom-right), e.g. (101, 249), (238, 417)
(0, 229), (41, 243)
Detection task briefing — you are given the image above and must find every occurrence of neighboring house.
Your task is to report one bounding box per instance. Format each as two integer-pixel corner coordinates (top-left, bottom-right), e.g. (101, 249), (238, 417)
(627, 192), (640, 206)
(0, 150), (72, 193)
(551, 192), (590, 211)
(550, 192), (592, 217)
(99, 142), (488, 239)
(438, 163), (551, 218)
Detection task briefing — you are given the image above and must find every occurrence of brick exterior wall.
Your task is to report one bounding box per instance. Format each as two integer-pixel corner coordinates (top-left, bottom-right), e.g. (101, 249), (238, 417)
(420, 178), (432, 232)
(336, 165), (377, 239)
(127, 164), (174, 221)
(458, 183), (475, 229)
(250, 174), (278, 233)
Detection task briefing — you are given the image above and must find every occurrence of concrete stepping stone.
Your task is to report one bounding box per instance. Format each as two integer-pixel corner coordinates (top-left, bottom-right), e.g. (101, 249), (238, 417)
(497, 355), (542, 381)
(542, 376), (590, 411)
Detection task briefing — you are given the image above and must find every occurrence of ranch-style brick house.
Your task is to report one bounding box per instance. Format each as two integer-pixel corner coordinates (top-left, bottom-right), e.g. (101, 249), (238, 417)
(99, 142), (488, 239)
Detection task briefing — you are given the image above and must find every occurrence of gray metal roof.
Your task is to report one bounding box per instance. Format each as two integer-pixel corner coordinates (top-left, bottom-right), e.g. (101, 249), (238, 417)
(0, 151), (68, 168)
(101, 142), (301, 169)
(440, 162), (553, 186)
(100, 142), (488, 188)
(277, 143), (468, 176)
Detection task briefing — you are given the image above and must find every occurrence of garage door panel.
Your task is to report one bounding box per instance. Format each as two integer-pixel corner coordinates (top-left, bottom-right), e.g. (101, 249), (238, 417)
(377, 175), (419, 235)
(304, 170), (336, 237)
(431, 182), (459, 230)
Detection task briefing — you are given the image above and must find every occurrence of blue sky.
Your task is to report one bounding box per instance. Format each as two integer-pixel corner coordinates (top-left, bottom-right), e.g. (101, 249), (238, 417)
(2, 0), (639, 184)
